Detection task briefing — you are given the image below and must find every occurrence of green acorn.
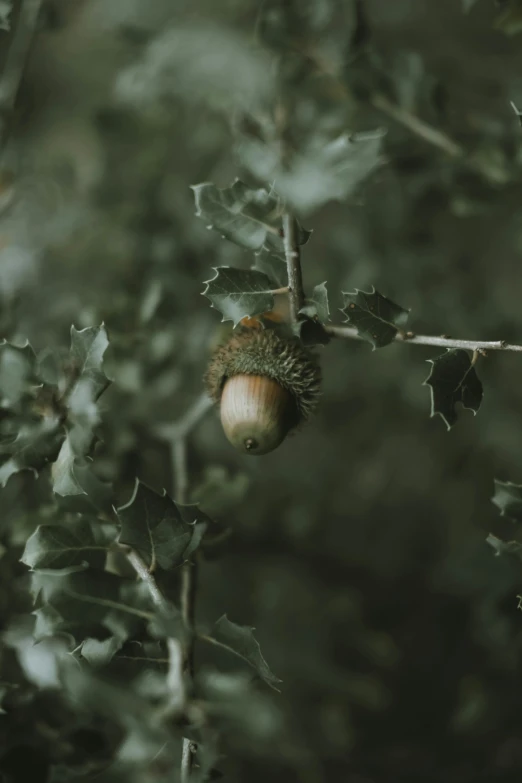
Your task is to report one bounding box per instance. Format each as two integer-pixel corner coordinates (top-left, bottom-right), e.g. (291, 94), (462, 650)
(205, 328), (321, 455)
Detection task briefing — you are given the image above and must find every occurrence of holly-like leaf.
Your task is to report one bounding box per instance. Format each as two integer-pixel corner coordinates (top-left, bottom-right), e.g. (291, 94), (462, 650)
(0, 340), (38, 406)
(202, 267), (277, 326)
(0, 415), (63, 487)
(341, 287), (409, 348)
(424, 349), (483, 430)
(205, 614), (282, 691)
(117, 479), (206, 571)
(21, 519), (108, 571)
(69, 324), (111, 401)
(238, 130), (385, 214)
(52, 434), (114, 513)
(300, 282), (330, 323)
(492, 479), (522, 523)
(192, 180), (283, 251)
(486, 533), (522, 558)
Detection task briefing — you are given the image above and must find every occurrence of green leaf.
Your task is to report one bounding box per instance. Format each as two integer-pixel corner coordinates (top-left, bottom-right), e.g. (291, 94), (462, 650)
(341, 287), (409, 348)
(30, 569), (153, 632)
(206, 614), (282, 691)
(117, 479), (206, 571)
(300, 282), (330, 323)
(252, 246), (287, 288)
(52, 434), (114, 513)
(192, 180), (283, 251)
(238, 130), (385, 214)
(21, 519), (108, 571)
(0, 340), (38, 406)
(202, 267), (277, 326)
(69, 324), (111, 401)
(80, 636), (124, 667)
(32, 605), (67, 641)
(424, 349), (483, 430)
(486, 533), (522, 558)
(0, 415), (63, 487)
(492, 479), (522, 523)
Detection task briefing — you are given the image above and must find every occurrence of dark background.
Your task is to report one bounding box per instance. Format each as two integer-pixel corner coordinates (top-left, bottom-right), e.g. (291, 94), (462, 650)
(3, 0), (522, 781)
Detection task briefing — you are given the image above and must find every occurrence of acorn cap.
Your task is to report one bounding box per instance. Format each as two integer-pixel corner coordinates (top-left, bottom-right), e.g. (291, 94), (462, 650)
(205, 328), (322, 424)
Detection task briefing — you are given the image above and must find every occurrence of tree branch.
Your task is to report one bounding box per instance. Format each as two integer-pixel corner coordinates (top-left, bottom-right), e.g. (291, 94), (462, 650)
(282, 213), (306, 323)
(371, 92), (508, 185)
(124, 548), (185, 716)
(165, 401), (209, 782)
(0, 0), (43, 150)
(324, 324), (522, 353)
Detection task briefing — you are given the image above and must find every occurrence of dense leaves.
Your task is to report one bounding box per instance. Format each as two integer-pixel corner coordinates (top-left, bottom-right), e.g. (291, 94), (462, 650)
(424, 349), (483, 430)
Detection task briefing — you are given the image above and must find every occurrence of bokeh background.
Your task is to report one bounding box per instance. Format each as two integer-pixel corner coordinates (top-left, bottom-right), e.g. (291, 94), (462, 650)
(4, 0), (522, 781)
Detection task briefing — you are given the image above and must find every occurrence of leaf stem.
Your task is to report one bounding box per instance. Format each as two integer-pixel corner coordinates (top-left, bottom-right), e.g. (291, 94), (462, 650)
(171, 433), (197, 781)
(282, 214), (306, 323)
(324, 325), (522, 352)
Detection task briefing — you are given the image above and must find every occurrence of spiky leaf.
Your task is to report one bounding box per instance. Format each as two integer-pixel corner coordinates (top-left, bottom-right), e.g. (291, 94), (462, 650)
(69, 325), (111, 401)
(52, 435), (114, 513)
(117, 479), (206, 571)
(203, 267), (277, 326)
(192, 180), (283, 250)
(206, 614), (282, 691)
(492, 479), (522, 523)
(424, 349), (483, 429)
(341, 287), (409, 348)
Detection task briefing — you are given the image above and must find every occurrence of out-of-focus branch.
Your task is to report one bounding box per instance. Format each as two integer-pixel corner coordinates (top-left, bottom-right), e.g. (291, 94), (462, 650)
(124, 547), (185, 716)
(0, 0), (43, 150)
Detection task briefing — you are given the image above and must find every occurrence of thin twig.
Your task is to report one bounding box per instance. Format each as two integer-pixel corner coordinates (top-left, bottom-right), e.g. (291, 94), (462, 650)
(282, 213), (306, 323)
(155, 393), (213, 442)
(324, 324), (522, 352)
(371, 93), (464, 159)
(124, 548), (186, 716)
(170, 429), (198, 781)
(0, 0), (43, 150)
(371, 92), (509, 185)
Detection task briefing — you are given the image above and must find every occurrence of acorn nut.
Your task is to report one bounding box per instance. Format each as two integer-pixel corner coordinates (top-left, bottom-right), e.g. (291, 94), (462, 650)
(205, 329), (321, 455)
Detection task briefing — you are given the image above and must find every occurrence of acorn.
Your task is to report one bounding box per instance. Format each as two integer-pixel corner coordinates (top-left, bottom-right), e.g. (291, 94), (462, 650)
(205, 328), (321, 455)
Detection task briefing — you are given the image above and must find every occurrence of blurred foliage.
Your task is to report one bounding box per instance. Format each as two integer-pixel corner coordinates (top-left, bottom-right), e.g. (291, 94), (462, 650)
(3, 0), (522, 782)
